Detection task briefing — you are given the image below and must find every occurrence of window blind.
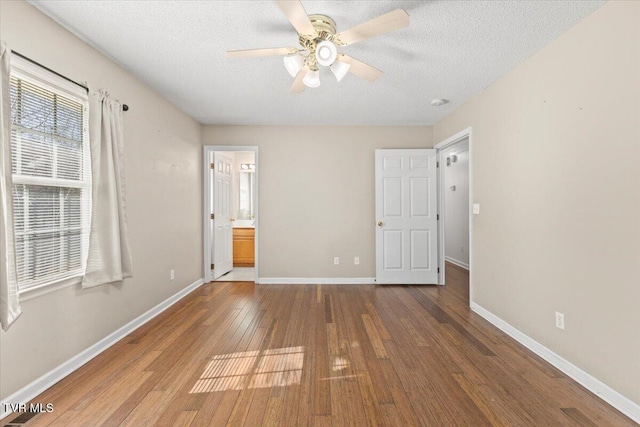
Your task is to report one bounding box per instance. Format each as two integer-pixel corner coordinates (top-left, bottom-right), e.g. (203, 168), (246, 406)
(9, 72), (91, 291)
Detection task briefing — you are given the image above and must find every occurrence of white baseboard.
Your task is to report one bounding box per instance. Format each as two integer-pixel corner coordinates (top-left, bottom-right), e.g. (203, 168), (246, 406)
(445, 256), (469, 270)
(1, 277), (205, 420)
(470, 302), (640, 424)
(258, 277), (376, 285)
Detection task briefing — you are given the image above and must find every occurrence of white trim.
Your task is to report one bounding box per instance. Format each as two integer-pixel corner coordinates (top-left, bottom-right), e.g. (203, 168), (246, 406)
(11, 174), (90, 189)
(436, 149), (446, 285)
(18, 275), (81, 301)
(10, 55), (88, 101)
(435, 127), (473, 300)
(0, 277), (205, 419)
(202, 147), (211, 283)
(434, 127), (473, 150)
(258, 277), (376, 285)
(471, 302), (640, 424)
(203, 146), (259, 284)
(444, 256), (469, 270)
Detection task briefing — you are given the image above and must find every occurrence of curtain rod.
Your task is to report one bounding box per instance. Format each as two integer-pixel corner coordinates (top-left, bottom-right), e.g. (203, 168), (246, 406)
(12, 51), (129, 112)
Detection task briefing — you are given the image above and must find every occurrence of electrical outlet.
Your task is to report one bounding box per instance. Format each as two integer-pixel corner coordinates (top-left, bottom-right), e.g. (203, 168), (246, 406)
(555, 311), (565, 330)
(354, 257), (360, 265)
(170, 269), (175, 280)
(460, 246), (464, 253)
(334, 257), (340, 265)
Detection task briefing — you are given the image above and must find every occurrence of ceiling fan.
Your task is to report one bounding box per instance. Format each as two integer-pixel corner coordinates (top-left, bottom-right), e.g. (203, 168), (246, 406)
(226, 0), (409, 93)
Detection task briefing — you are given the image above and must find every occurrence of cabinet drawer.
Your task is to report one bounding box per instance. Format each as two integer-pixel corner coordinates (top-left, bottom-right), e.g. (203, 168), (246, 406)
(233, 228), (255, 239)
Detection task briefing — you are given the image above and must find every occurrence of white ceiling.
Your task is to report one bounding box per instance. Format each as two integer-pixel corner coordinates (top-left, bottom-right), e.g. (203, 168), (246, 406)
(30, 0), (604, 126)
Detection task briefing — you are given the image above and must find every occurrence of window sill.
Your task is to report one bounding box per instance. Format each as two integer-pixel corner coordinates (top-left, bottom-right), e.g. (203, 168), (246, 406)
(18, 275), (83, 302)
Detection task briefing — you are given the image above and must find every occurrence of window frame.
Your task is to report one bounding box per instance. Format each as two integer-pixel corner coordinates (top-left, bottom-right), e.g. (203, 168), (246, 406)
(9, 56), (91, 296)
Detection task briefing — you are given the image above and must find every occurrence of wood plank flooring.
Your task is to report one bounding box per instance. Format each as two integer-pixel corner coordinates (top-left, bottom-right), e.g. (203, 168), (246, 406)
(2, 263), (636, 426)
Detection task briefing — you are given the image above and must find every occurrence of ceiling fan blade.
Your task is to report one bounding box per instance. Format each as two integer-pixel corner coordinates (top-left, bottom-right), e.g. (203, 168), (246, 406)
(226, 47), (296, 58)
(337, 55), (383, 82)
(275, 0), (316, 37)
(334, 9), (409, 46)
(290, 67), (309, 93)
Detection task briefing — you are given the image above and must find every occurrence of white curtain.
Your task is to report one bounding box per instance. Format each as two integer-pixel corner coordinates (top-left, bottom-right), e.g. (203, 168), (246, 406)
(0, 42), (21, 330)
(82, 88), (133, 288)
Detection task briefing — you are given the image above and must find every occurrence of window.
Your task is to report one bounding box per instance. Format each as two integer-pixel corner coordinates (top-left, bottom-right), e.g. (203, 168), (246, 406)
(9, 58), (91, 292)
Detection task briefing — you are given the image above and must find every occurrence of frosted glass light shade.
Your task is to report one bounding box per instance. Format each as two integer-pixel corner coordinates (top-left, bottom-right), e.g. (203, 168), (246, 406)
(283, 55), (304, 77)
(302, 69), (320, 88)
(315, 41), (337, 66)
(330, 61), (351, 82)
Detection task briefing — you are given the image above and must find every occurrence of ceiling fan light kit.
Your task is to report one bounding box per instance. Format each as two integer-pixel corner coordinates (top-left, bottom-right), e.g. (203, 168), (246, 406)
(302, 69), (321, 88)
(315, 40), (337, 66)
(330, 61), (351, 82)
(283, 54), (305, 77)
(226, 0), (409, 93)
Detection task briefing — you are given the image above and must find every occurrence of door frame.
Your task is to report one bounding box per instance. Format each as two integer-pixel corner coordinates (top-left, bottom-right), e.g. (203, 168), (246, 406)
(434, 127), (473, 302)
(203, 145), (259, 283)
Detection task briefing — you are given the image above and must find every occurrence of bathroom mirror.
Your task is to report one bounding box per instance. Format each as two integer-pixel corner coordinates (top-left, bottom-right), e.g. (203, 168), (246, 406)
(238, 169), (254, 220)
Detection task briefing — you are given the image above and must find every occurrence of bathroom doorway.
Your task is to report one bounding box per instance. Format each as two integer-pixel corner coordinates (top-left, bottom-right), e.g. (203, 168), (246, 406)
(203, 146), (259, 283)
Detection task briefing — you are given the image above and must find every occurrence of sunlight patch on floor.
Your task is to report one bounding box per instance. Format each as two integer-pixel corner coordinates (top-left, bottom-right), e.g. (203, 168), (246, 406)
(332, 356), (349, 372)
(189, 346), (304, 393)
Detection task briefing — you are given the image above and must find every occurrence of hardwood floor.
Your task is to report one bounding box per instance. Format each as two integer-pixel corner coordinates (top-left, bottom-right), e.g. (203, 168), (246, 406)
(2, 263), (635, 426)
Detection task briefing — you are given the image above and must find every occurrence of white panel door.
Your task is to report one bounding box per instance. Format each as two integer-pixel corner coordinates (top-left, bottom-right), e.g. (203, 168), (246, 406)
(212, 152), (233, 279)
(375, 149), (438, 284)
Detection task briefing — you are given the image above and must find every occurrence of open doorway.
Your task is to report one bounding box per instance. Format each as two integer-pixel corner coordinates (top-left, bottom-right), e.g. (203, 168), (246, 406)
(436, 128), (473, 303)
(203, 146), (259, 283)
(441, 139), (469, 270)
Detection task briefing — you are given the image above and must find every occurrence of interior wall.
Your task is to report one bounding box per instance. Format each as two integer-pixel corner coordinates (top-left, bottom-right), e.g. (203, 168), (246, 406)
(434, 0), (640, 405)
(0, 1), (203, 399)
(442, 141), (469, 268)
(202, 126), (433, 278)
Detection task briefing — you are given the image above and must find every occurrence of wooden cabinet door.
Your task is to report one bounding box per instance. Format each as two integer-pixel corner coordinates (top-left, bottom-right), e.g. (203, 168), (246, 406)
(233, 228), (255, 267)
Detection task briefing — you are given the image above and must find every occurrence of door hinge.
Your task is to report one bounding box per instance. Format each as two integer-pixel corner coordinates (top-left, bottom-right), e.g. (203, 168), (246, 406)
(211, 263), (215, 269)
(210, 162), (215, 169)
(211, 213), (215, 220)
(437, 214), (440, 220)
(438, 267), (440, 273)
(437, 161), (439, 168)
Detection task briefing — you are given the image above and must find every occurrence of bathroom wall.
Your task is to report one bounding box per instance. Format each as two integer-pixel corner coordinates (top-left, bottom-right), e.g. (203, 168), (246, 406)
(231, 151), (256, 226)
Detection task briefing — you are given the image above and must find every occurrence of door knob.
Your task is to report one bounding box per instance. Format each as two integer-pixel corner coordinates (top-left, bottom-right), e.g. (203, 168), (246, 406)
(377, 221), (383, 227)
(231, 217), (236, 222)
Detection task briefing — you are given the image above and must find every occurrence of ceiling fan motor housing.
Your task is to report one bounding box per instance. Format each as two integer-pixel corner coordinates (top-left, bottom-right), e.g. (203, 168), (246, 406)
(298, 14), (339, 70)
(309, 14), (337, 35)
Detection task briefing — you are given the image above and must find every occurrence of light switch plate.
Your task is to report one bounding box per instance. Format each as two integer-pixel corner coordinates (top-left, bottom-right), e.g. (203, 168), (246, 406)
(473, 203), (480, 214)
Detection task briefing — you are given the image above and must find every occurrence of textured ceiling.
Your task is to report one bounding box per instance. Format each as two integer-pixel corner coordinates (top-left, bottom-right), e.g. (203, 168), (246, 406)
(29, 0), (604, 125)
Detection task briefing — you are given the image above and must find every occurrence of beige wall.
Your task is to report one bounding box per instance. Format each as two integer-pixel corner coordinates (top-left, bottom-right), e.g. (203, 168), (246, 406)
(0, 1), (203, 399)
(202, 126), (433, 278)
(434, 1), (640, 405)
